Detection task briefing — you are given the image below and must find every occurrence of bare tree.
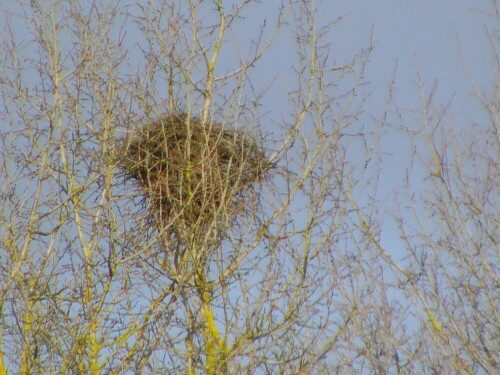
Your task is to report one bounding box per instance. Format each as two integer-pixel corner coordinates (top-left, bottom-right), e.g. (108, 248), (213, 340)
(0, 0), (497, 374)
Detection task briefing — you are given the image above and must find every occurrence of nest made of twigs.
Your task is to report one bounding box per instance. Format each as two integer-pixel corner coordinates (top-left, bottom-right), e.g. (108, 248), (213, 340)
(119, 112), (272, 238)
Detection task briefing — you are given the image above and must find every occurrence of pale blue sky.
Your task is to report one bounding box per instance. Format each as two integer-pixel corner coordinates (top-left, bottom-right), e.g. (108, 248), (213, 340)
(228, 1), (497, 258)
(230, 1), (496, 106)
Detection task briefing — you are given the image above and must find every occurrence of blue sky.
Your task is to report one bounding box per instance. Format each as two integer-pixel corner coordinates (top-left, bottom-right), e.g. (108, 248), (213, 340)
(227, 0), (497, 257)
(232, 1), (497, 108)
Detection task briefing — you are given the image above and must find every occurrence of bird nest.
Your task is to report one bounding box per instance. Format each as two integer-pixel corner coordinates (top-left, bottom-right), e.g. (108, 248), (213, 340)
(119, 113), (272, 244)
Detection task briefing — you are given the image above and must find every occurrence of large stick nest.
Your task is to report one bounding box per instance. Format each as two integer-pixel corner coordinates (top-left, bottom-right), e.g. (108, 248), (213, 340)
(119, 113), (272, 240)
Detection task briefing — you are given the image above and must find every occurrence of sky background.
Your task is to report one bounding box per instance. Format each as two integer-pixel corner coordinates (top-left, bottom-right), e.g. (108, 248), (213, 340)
(210, 0), (498, 262)
(221, 0), (497, 167)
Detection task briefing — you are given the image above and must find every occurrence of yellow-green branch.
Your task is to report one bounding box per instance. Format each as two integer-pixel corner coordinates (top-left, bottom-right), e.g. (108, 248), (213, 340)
(195, 271), (229, 375)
